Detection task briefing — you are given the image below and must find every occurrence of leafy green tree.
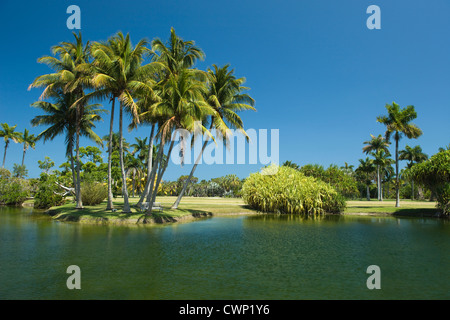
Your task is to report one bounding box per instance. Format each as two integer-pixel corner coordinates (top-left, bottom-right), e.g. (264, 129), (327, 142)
(371, 149), (394, 201)
(356, 158), (376, 200)
(377, 102), (423, 207)
(399, 145), (428, 200)
(410, 150), (450, 215)
(282, 160), (300, 170)
(13, 164), (28, 179)
(0, 123), (22, 168)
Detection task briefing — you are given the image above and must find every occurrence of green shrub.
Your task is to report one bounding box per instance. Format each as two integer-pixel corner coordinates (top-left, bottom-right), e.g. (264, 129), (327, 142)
(0, 176), (30, 206)
(34, 174), (64, 209)
(81, 181), (107, 205)
(410, 150), (450, 215)
(242, 165), (346, 215)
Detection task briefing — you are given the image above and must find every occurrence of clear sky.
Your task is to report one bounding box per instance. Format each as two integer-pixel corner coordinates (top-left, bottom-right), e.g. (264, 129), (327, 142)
(0, 0), (449, 180)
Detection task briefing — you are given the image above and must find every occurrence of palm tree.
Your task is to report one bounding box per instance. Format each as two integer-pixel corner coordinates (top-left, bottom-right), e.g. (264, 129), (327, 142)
(31, 90), (105, 195)
(125, 154), (144, 197)
(87, 32), (160, 213)
(399, 145), (428, 200)
(29, 32), (92, 209)
(356, 157), (376, 201)
(340, 162), (354, 175)
(171, 64), (256, 209)
(371, 149), (394, 201)
(0, 123), (22, 168)
(377, 102), (423, 207)
(142, 68), (215, 214)
(20, 129), (37, 166)
(363, 134), (390, 201)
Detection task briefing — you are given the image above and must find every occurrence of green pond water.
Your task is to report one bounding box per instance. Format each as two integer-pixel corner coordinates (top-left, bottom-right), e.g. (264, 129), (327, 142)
(0, 206), (449, 300)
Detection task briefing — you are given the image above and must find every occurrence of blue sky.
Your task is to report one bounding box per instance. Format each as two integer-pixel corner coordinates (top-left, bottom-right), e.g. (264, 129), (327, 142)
(0, 0), (449, 180)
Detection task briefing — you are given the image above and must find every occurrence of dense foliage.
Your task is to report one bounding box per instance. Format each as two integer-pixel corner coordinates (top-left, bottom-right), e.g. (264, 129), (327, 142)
(0, 168), (30, 206)
(33, 174), (64, 209)
(242, 165), (346, 215)
(81, 181), (108, 205)
(410, 150), (450, 215)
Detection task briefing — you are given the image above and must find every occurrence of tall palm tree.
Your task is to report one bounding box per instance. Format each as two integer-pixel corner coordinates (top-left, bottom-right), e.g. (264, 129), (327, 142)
(87, 32), (160, 212)
(171, 64), (256, 209)
(399, 145), (428, 200)
(29, 32), (91, 209)
(20, 129), (37, 166)
(363, 134), (390, 201)
(142, 69), (215, 214)
(371, 149), (394, 201)
(31, 90), (105, 194)
(0, 123), (22, 168)
(377, 102), (423, 207)
(356, 157), (376, 201)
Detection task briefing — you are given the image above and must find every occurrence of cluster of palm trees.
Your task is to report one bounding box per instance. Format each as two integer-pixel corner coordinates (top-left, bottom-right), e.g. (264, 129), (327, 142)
(28, 29), (255, 213)
(0, 123), (38, 169)
(356, 102), (427, 206)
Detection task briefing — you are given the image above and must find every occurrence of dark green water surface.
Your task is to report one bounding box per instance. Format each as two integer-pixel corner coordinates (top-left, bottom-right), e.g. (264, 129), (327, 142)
(0, 206), (448, 299)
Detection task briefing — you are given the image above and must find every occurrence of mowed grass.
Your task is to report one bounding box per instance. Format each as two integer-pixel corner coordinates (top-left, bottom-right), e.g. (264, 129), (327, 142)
(45, 196), (440, 224)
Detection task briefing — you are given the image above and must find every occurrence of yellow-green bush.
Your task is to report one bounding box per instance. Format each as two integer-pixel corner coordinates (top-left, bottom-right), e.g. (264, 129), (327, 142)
(242, 165), (346, 215)
(81, 181), (108, 206)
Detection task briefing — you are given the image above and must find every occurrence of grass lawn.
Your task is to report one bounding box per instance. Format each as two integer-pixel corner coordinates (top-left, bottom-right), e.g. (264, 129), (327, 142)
(45, 196), (440, 224)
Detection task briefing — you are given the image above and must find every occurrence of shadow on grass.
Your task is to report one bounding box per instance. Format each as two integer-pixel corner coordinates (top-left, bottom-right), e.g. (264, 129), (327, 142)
(392, 208), (438, 217)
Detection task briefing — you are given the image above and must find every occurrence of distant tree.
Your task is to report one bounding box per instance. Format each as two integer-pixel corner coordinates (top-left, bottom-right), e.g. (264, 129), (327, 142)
(20, 129), (37, 166)
(363, 134), (390, 201)
(377, 102), (422, 207)
(282, 160), (300, 170)
(13, 164), (28, 179)
(356, 157), (376, 201)
(38, 156), (55, 174)
(0, 123), (22, 168)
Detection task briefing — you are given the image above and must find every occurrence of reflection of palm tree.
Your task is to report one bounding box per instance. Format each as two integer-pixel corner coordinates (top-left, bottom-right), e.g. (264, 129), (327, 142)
(399, 145), (428, 200)
(0, 123), (22, 168)
(377, 102), (422, 207)
(363, 134), (390, 201)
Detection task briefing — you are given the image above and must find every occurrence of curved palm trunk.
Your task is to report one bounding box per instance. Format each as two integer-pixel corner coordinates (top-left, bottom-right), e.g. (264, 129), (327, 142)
(2, 141), (9, 168)
(119, 102), (131, 213)
(172, 138), (209, 209)
(136, 124), (155, 208)
(395, 137), (400, 207)
(106, 98), (115, 210)
(148, 140), (175, 214)
(145, 138), (165, 204)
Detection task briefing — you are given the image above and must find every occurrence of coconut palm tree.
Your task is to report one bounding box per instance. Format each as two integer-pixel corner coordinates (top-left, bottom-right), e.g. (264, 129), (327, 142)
(399, 145), (428, 200)
(363, 134), (390, 201)
(171, 64), (256, 209)
(87, 32), (160, 212)
(31, 90), (105, 196)
(29, 32), (92, 209)
(20, 129), (37, 166)
(142, 68), (215, 214)
(0, 123), (22, 168)
(356, 157), (376, 201)
(377, 102), (423, 207)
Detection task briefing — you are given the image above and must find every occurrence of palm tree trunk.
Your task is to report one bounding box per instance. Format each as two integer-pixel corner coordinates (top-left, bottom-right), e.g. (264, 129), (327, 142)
(148, 140), (175, 214)
(132, 171), (136, 197)
(106, 98), (115, 210)
(69, 150), (77, 198)
(75, 109), (83, 209)
(136, 124), (155, 207)
(2, 141), (8, 168)
(172, 137), (209, 209)
(21, 146), (26, 166)
(377, 165), (381, 201)
(119, 102), (131, 213)
(145, 139), (164, 204)
(366, 184), (370, 201)
(411, 179), (414, 201)
(395, 136), (400, 207)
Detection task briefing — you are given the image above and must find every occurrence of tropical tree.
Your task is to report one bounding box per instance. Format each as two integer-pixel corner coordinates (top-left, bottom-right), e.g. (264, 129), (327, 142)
(0, 123), (22, 168)
(29, 32), (92, 209)
(371, 149), (394, 201)
(363, 134), (390, 201)
(31, 90), (105, 198)
(171, 64), (255, 209)
(283, 160), (300, 170)
(87, 32), (160, 212)
(356, 157), (376, 201)
(399, 145), (428, 200)
(377, 102), (423, 207)
(20, 129), (37, 166)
